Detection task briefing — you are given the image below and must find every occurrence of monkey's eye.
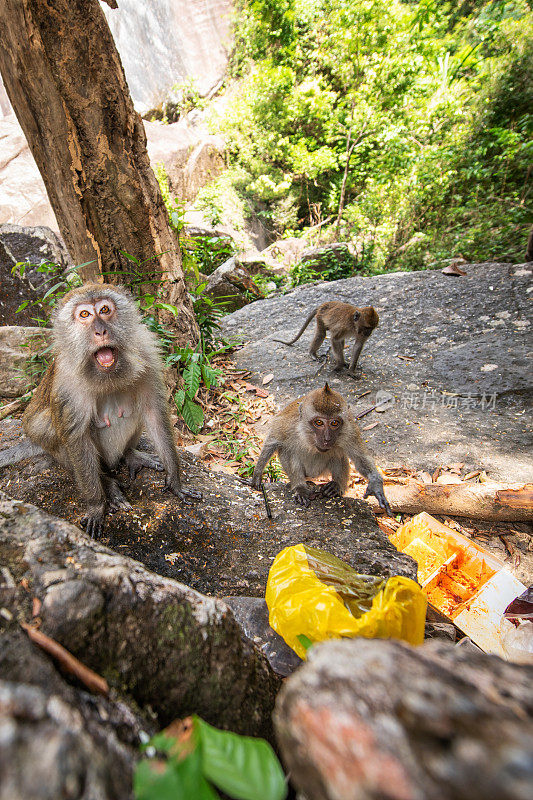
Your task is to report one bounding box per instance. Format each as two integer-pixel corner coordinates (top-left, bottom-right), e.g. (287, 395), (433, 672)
(99, 305), (111, 315)
(330, 419), (340, 428)
(313, 419), (324, 427)
(79, 310), (91, 319)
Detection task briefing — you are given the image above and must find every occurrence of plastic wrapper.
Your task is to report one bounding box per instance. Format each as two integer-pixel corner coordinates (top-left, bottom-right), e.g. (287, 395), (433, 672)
(265, 544), (427, 659)
(500, 587), (533, 664)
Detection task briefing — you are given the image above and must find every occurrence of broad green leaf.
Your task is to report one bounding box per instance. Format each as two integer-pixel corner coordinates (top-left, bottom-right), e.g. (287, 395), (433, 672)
(183, 361), (201, 397)
(156, 302), (180, 317)
(134, 750), (219, 800)
(181, 397), (204, 433)
(174, 389), (186, 410)
(196, 716), (287, 800)
(16, 301), (29, 313)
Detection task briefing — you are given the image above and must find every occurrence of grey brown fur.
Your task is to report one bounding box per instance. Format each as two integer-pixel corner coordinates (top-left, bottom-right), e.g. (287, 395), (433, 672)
(251, 383), (391, 513)
(20, 283), (200, 536)
(274, 301), (379, 375)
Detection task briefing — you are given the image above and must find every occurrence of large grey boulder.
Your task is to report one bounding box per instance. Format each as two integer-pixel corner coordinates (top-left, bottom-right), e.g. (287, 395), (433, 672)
(0, 419), (417, 597)
(274, 638), (533, 800)
(220, 263), (533, 484)
(0, 492), (279, 739)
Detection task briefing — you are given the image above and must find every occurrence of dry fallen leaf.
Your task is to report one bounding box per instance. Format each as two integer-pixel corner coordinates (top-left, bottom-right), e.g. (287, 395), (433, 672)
(362, 421), (379, 430)
(417, 471), (433, 484)
(436, 474), (463, 485)
(464, 470), (481, 481)
(262, 374), (274, 385)
(442, 263), (467, 276)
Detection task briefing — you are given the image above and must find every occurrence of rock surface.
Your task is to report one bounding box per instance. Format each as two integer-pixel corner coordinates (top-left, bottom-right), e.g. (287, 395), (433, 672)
(0, 419), (417, 596)
(0, 326), (50, 397)
(0, 492), (279, 739)
(274, 638), (533, 800)
(221, 263), (533, 482)
(204, 256), (265, 310)
(0, 679), (134, 800)
(0, 223), (68, 326)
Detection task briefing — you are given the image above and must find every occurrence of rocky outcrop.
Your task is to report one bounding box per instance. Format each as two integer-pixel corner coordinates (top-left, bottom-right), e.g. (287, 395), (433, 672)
(0, 492), (279, 739)
(220, 263), (533, 484)
(0, 419), (417, 597)
(274, 638), (533, 800)
(203, 256), (265, 310)
(0, 327), (50, 398)
(101, 0), (233, 114)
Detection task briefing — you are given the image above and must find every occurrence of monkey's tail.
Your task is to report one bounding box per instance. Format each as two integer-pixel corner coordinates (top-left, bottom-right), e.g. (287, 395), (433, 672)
(0, 439), (44, 469)
(272, 307), (319, 346)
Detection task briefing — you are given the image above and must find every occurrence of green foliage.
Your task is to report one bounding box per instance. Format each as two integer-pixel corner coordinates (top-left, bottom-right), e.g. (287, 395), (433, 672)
(222, 0), (532, 272)
(134, 716), (287, 800)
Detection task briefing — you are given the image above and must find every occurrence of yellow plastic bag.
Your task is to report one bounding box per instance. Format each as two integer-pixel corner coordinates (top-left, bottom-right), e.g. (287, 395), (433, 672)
(266, 544), (427, 659)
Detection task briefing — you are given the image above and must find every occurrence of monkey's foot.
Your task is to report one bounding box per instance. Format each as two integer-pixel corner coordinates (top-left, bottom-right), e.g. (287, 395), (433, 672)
(124, 449), (164, 479)
(346, 367), (362, 378)
(81, 505), (106, 539)
(333, 362), (347, 372)
(104, 477), (132, 513)
(164, 482), (202, 504)
(318, 480), (342, 498)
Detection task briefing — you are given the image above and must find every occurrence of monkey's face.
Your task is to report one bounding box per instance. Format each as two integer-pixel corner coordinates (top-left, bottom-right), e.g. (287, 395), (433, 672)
(74, 298), (120, 374)
(309, 415), (343, 452)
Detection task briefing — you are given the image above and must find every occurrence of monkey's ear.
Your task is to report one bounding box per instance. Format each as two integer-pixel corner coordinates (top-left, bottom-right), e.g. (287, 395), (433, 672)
(324, 382), (332, 394)
(353, 311), (361, 322)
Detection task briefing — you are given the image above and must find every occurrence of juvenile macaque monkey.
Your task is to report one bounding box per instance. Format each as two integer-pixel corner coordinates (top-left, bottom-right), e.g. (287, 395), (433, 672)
(274, 301), (379, 375)
(16, 283), (200, 537)
(251, 383), (391, 513)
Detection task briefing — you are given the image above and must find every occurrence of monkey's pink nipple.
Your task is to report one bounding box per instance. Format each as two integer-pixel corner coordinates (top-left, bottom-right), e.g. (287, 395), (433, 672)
(95, 347), (115, 368)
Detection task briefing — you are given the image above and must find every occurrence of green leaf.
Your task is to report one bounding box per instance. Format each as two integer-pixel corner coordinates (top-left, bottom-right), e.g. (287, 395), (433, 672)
(119, 251), (141, 264)
(183, 361), (202, 397)
(41, 281), (66, 301)
(296, 634), (313, 652)
(174, 389), (186, 410)
(15, 301), (30, 313)
(134, 750), (219, 800)
(156, 302), (180, 317)
(181, 397), (204, 433)
(196, 716), (287, 800)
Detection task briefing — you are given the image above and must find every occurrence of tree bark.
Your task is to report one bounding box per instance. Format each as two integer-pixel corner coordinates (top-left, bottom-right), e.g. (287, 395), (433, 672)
(0, 0), (198, 345)
(363, 479), (533, 522)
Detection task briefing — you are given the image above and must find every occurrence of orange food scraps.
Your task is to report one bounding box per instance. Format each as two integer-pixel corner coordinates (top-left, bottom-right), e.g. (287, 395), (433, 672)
(390, 512), (499, 620)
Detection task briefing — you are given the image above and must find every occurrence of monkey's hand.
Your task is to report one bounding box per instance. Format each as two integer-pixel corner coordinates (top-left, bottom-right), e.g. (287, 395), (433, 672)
(81, 504), (106, 539)
(124, 449), (164, 480)
(293, 485), (315, 507)
(363, 474), (393, 516)
(318, 480), (343, 498)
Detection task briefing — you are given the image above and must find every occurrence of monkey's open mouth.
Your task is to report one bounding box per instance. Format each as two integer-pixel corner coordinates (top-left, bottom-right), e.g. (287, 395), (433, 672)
(94, 347), (116, 369)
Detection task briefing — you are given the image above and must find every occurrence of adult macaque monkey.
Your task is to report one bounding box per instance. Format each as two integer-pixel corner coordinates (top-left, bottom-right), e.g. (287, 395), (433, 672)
(251, 383), (391, 513)
(17, 283), (201, 536)
(274, 301), (379, 376)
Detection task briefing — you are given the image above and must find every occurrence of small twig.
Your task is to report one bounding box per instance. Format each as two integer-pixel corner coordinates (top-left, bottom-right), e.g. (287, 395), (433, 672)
(21, 623), (109, 696)
(357, 390), (371, 400)
(261, 483), (273, 519)
(355, 397), (391, 420)
(0, 392), (32, 420)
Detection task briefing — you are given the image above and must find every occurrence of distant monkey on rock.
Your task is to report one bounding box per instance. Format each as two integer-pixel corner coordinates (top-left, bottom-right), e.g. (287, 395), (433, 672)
(274, 301), (379, 376)
(3, 283), (201, 537)
(251, 383), (391, 513)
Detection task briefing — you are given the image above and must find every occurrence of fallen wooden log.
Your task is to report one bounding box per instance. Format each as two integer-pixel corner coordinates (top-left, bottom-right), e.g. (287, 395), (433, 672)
(363, 480), (533, 522)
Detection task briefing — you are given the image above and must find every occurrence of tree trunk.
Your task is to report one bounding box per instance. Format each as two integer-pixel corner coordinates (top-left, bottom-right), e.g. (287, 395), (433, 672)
(363, 479), (533, 522)
(0, 0), (198, 345)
